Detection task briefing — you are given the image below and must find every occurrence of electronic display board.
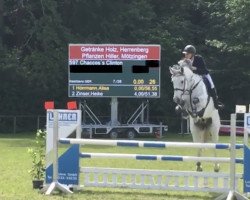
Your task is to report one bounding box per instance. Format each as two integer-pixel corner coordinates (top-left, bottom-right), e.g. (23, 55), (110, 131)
(68, 44), (161, 98)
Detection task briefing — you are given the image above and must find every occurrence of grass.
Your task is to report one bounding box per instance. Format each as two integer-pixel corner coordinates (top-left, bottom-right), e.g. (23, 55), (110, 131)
(0, 133), (247, 200)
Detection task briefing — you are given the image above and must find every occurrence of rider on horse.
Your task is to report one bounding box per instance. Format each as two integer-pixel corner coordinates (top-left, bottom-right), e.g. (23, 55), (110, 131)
(182, 45), (223, 110)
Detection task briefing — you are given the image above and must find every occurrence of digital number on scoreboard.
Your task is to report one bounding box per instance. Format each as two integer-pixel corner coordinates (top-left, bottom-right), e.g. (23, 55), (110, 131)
(68, 44), (161, 98)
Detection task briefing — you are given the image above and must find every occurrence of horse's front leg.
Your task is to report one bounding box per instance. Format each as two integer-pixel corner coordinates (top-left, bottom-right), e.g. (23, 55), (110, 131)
(196, 148), (203, 172)
(190, 118), (204, 172)
(213, 149), (220, 172)
(210, 123), (220, 172)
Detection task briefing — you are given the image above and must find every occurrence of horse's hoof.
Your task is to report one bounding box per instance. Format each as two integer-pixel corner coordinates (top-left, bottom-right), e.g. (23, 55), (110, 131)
(196, 166), (203, 172)
(214, 168), (219, 172)
(175, 105), (182, 114)
(214, 164), (220, 172)
(196, 162), (203, 172)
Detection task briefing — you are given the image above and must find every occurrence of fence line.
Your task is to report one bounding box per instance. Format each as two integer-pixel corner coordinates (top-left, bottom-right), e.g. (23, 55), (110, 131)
(0, 115), (46, 133)
(0, 114), (243, 134)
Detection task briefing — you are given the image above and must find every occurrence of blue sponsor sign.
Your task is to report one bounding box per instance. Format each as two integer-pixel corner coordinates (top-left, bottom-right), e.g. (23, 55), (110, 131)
(46, 144), (79, 185)
(244, 145), (250, 192)
(247, 116), (250, 126)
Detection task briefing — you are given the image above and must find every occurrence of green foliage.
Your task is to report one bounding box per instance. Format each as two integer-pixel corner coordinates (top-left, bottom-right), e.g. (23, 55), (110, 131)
(1, 0), (250, 126)
(27, 130), (46, 180)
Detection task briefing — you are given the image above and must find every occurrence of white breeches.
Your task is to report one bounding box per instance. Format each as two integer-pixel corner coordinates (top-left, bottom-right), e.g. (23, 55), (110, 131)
(204, 74), (215, 89)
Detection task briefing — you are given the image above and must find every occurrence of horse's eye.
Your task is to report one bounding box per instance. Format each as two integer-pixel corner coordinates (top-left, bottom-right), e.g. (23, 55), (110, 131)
(181, 80), (184, 84)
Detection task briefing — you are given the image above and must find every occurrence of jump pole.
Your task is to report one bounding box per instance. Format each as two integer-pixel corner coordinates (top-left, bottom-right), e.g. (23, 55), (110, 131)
(44, 110), (73, 195)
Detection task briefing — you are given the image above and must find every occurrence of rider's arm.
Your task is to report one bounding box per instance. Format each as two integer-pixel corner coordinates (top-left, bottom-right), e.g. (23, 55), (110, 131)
(192, 55), (209, 75)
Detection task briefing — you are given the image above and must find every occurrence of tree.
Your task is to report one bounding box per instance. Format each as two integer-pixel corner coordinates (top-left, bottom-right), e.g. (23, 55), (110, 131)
(0, 0), (3, 50)
(0, 0), (249, 128)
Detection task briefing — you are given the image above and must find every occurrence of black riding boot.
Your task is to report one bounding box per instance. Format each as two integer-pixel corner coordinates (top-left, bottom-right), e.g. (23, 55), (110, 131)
(210, 88), (224, 110)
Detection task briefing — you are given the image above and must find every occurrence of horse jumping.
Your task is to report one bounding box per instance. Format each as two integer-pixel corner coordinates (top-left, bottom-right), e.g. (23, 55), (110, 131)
(169, 59), (221, 172)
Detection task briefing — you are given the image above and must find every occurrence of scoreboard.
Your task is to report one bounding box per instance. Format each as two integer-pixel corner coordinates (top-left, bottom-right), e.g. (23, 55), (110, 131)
(68, 44), (161, 98)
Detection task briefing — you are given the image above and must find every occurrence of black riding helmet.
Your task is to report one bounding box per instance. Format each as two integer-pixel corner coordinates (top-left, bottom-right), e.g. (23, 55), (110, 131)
(183, 45), (196, 54)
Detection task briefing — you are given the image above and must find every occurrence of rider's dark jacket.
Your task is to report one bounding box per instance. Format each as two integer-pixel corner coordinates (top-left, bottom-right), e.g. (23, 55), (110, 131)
(192, 55), (209, 75)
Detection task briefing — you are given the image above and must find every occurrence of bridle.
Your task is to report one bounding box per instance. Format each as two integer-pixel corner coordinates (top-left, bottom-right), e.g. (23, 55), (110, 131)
(173, 72), (210, 118)
(173, 75), (189, 96)
(173, 74), (201, 98)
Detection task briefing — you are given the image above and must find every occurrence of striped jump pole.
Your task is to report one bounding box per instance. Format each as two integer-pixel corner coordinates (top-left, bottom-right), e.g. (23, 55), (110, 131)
(80, 152), (243, 164)
(57, 119), (245, 197)
(59, 138), (243, 149)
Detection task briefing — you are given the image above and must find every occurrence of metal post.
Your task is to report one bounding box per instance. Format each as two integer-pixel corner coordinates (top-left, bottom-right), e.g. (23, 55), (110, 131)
(37, 116), (40, 130)
(13, 116), (16, 134)
(146, 100), (149, 124)
(230, 113), (236, 192)
(229, 113), (248, 199)
(90, 126), (93, 139)
(83, 100), (86, 124)
(76, 115), (82, 139)
(110, 97), (119, 126)
(159, 122), (163, 138)
(141, 102), (144, 123)
(52, 111), (59, 183)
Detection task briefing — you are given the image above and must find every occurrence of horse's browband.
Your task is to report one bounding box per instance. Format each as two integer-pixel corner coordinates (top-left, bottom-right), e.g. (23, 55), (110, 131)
(174, 77), (202, 94)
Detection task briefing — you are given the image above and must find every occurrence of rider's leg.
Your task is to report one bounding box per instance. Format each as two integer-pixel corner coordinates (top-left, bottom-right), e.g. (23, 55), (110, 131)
(204, 74), (215, 89)
(204, 74), (223, 109)
(210, 88), (220, 109)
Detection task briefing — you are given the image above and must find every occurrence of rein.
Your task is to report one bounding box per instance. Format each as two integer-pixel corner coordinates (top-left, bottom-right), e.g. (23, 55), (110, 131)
(188, 92), (210, 118)
(188, 77), (210, 118)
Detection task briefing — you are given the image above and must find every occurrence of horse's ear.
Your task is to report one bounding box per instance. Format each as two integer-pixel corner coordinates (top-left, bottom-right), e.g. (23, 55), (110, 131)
(169, 66), (174, 75)
(170, 66), (182, 75)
